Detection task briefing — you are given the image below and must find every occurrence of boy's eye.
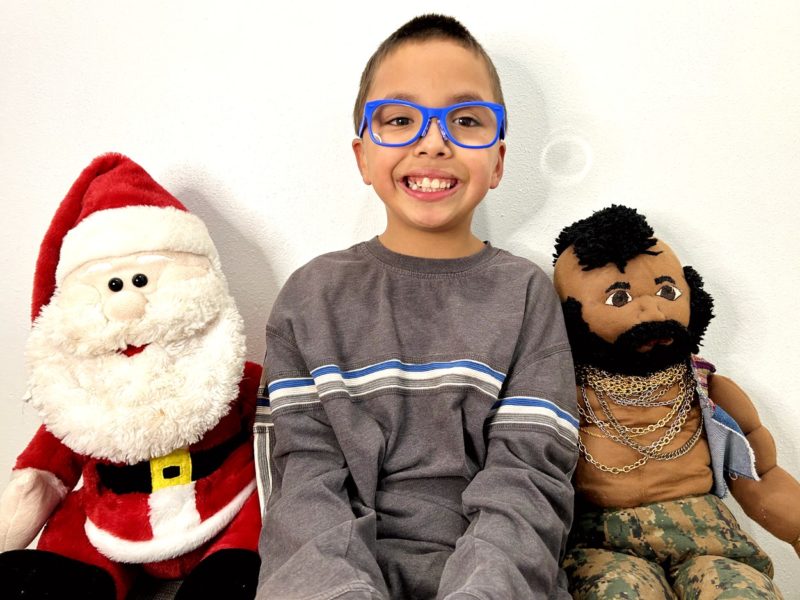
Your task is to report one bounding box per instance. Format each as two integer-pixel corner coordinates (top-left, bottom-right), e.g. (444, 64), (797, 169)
(656, 284), (682, 301)
(452, 115), (481, 128)
(448, 105), (494, 130)
(386, 116), (414, 127)
(605, 289), (632, 307)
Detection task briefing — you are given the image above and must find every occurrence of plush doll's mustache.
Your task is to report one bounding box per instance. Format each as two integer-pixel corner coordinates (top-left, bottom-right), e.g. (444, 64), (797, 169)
(616, 320), (692, 351)
(592, 319), (696, 376)
(562, 299), (699, 376)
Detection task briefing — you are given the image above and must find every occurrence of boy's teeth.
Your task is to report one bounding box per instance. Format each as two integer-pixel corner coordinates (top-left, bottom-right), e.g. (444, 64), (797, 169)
(407, 177), (454, 192)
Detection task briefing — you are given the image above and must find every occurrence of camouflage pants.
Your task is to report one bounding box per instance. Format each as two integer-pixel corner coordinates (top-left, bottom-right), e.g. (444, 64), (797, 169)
(563, 494), (782, 599)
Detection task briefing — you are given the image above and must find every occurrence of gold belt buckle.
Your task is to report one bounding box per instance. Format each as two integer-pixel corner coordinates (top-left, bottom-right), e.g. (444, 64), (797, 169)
(150, 447), (192, 491)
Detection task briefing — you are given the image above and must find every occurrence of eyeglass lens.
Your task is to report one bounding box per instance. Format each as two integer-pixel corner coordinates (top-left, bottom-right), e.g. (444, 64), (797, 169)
(370, 103), (499, 147)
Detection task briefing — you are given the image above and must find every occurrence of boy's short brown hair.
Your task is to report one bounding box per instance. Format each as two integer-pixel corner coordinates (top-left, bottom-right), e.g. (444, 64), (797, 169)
(353, 14), (506, 134)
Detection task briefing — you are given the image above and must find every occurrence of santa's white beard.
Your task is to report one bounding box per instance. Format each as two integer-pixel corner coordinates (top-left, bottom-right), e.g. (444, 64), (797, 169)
(25, 270), (246, 464)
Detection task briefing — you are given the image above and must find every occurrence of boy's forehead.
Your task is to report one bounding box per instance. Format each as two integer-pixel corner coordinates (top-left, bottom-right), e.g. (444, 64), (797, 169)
(368, 39), (496, 104)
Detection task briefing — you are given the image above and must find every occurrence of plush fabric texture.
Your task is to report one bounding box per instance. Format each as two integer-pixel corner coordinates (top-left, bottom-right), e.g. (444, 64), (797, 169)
(32, 153), (219, 320)
(13, 362), (262, 600)
(552, 204), (800, 592)
(553, 204), (660, 272)
(2, 153), (263, 600)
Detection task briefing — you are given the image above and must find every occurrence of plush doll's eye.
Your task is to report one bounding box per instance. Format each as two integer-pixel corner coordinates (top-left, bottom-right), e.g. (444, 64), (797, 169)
(605, 289), (632, 307)
(132, 273), (149, 288)
(656, 284), (682, 301)
(108, 277), (124, 292)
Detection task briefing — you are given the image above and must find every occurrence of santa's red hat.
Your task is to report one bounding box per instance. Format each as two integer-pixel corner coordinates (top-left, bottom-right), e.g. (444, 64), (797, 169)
(32, 153), (220, 320)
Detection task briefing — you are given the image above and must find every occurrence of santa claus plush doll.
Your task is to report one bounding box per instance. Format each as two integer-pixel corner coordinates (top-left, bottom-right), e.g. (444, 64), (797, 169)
(0, 153), (262, 599)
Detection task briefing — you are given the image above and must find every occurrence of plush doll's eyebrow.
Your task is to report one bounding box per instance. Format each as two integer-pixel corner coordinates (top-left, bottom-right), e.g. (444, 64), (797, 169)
(655, 275), (676, 284)
(604, 281), (630, 293)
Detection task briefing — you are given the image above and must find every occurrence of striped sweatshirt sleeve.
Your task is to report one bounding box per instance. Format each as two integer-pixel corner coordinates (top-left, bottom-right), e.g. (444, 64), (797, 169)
(436, 280), (579, 600)
(255, 329), (389, 600)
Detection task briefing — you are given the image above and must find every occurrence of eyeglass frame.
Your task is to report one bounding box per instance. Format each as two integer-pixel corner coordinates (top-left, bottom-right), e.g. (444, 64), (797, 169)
(357, 99), (506, 149)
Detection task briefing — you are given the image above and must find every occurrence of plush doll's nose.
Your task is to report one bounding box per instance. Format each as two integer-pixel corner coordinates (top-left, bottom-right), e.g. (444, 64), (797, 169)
(103, 290), (147, 321)
(637, 296), (667, 322)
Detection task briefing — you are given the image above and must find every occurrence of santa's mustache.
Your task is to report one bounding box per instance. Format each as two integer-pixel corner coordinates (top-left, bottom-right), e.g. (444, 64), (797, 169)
(29, 269), (227, 359)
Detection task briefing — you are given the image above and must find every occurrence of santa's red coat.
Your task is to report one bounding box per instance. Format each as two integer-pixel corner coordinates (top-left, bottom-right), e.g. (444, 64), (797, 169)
(13, 361), (262, 599)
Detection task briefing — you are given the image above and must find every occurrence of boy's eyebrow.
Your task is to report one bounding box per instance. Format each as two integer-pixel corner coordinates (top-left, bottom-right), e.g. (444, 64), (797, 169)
(379, 92), (493, 105)
(655, 275), (676, 284)
(449, 92), (490, 103)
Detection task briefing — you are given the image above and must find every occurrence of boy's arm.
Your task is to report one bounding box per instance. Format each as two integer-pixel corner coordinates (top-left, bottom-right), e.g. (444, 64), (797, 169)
(255, 329), (389, 599)
(437, 282), (578, 600)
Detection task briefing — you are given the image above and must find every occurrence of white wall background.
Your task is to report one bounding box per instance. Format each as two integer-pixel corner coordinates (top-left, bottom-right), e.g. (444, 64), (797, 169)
(2, 0), (798, 593)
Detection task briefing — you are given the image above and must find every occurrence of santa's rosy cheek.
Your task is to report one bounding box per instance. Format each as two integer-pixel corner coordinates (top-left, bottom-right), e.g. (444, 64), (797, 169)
(158, 262), (211, 286)
(58, 283), (101, 308)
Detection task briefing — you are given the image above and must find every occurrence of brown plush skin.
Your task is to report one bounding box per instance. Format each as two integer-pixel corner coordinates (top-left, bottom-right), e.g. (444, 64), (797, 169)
(709, 374), (800, 554)
(554, 240), (800, 558)
(574, 382), (712, 508)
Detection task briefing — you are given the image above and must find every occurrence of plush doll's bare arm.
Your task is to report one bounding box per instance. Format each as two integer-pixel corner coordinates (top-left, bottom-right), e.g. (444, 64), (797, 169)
(0, 425), (82, 551)
(0, 468), (69, 550)
(710, 374), (800, 557)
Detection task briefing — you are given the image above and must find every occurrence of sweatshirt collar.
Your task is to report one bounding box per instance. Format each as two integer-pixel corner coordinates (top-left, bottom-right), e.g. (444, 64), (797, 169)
(363, 236), (499, 275)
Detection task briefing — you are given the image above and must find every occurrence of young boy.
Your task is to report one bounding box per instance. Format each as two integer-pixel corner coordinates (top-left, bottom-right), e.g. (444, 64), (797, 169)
(255, 14), (578, 599)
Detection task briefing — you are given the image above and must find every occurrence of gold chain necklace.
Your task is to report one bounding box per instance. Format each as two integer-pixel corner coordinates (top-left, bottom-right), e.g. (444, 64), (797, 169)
(576, 363), (703, 474)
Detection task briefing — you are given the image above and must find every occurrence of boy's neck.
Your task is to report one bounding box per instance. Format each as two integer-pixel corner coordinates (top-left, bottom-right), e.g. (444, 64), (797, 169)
(378, 229), (486, 259)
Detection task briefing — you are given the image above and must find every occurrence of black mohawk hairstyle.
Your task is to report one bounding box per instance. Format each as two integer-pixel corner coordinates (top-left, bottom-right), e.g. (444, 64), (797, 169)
(553, 204), (660, 272)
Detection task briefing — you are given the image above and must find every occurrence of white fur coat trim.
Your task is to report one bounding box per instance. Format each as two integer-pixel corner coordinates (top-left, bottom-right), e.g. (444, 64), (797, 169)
(84, 479), (255, 563)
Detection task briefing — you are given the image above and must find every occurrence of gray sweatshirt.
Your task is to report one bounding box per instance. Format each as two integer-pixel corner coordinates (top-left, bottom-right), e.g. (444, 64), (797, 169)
(255, 238), (578, 600)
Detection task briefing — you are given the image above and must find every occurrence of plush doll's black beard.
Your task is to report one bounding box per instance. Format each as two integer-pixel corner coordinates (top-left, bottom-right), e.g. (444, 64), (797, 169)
(561, 299), (700, 376)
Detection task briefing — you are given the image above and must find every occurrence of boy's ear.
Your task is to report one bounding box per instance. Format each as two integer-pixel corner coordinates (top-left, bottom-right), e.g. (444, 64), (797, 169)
(352, 138), (372, 185)
(490, 141), (506, 189)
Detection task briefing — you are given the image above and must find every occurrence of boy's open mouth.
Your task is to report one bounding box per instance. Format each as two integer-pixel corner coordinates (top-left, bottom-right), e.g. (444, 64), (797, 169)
(404, 176), (456, 193)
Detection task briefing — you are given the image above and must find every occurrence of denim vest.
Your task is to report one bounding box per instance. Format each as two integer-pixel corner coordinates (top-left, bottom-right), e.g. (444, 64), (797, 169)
(692, 356), (758, 497)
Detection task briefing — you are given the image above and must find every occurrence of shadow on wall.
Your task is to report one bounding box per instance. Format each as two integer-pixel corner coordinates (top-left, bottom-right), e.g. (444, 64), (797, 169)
(472, 50), (565, 249)
(472, 41), (611, 270)
(170, 178), (278, 363)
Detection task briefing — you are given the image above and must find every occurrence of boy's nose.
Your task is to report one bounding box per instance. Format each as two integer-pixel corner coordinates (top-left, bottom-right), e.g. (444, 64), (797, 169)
(414, 118), (451, 155)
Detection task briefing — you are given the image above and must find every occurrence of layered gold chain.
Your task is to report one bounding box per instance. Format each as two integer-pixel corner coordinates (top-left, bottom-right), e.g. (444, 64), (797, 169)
(576, 363), (703, 474)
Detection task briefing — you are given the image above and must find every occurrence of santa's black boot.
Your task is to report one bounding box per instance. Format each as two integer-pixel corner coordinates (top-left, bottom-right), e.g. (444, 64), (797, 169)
(0, 548), (116, 599)
(176, 548), (260, 600)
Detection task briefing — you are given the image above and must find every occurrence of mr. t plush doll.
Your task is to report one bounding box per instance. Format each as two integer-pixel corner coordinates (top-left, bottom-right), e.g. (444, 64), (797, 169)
(0, 154), (262, 599)
(552, 205), (799, 599)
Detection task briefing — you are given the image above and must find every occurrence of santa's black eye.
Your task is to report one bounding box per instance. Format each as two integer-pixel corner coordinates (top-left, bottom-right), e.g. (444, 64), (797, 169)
(132, 273), (148, 288)
(656, 284), (682, 301)
(108, 278), (124, 292)
(605, 289), (632, 307)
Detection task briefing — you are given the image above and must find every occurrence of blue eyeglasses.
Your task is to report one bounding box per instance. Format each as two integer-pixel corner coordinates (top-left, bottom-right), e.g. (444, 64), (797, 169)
(358, 99), (506, 149)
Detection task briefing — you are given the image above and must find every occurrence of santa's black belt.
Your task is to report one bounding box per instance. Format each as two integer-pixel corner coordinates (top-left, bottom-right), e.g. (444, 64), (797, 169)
(96, 428), (249, 494)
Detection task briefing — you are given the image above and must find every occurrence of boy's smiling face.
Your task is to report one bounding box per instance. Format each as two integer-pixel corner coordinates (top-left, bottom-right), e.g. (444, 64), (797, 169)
(352, 39), (505, 255)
